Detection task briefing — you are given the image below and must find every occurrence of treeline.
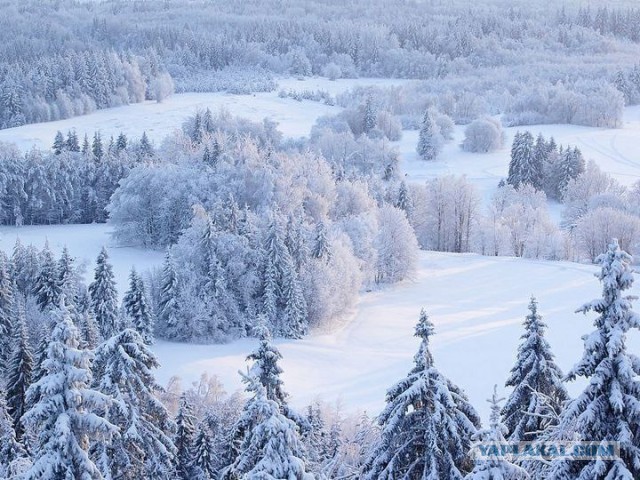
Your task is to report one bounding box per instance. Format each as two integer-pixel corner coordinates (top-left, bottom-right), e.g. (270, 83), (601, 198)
(0, 48), (173, 128)
(0, 130), (153, 226)
(0, 238), (637, 479)
(2, 0), (640, 128)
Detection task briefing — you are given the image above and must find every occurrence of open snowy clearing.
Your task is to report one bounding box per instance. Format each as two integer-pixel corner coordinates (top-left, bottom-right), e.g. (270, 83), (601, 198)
(0, 77), (414, 151)
(398, 105), (640, 204)
(153, 250), (640, 421)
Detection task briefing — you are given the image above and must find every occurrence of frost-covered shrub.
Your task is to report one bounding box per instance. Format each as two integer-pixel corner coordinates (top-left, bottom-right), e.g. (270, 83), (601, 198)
(462, 117), (505, 153)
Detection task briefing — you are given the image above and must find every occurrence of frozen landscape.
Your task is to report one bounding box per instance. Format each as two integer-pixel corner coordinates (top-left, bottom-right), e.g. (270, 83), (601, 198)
(3, 1), (640, 477)
(2, 80), (640, 421)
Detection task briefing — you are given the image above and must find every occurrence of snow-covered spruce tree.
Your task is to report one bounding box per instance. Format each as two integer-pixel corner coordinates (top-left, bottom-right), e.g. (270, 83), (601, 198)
(89, 247), (119, 340)
(362, 309), (480, 479)
(548, 239), (640, 479)
(22, 301), (117, 480)
(6, 300), (33, 441)
(507, 131), (540, 190)
(93, 328), (176, 479)
(262, 212), (308, 338)
(33, 244), (61, 311)
(281, 252), (308, 339)
(311, 222), (330, 261)
(174, 393), (197, 480)
(0, 387), (28, 478)
(396, 180), (412, 215)
(0, 252), (14, 372)
(192, 421), (218, 480)
(57, 246), (77, 302)
(158, 249), (180, 339)
(501, 297), (569, 442)
(123, 268), (154, 344)
(222, 375), (312, 480)
(226, 323), (309, 467)
(417, 109), (443, 161)
(465, 386), (529, 480)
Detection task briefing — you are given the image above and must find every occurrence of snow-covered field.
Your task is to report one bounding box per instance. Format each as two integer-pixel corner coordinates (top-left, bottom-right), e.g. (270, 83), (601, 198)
(0, 224), (164, 298)
(0, 78), (414, 151)
(398, 105), (640, 204)
(2, 77), (640, 421)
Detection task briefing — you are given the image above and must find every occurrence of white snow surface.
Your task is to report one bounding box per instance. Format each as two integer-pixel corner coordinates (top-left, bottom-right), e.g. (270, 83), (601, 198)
(152, 252), (640, 421)
(2, 77), (640, 421)
(0, 224), (164, 299)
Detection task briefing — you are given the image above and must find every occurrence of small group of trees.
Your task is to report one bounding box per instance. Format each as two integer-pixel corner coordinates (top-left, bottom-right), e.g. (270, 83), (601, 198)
(364, 239), (640, 479)
(507, 131), (585, 200)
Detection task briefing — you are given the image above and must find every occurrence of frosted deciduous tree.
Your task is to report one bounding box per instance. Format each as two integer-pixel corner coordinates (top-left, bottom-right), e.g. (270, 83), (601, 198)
(548, 239), (640, 479)
(362, 310), (480, 479)
(462, 117), (504, 153)
(375, 205), (419, 283)
(501, 297), (568, 442)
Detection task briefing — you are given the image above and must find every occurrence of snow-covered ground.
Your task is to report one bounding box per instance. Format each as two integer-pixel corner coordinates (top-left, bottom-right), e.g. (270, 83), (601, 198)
(155, 250), (639, 420)
(0, 224), (164, 298)
(0, 77), (413, 151)
(1, 222), (636, 421)
(398, 105), (640, 204)
(2, 77), (640, 421)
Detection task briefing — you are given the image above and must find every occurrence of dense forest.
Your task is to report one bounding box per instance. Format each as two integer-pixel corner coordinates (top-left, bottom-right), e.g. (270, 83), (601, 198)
(3, 1), (640, 128)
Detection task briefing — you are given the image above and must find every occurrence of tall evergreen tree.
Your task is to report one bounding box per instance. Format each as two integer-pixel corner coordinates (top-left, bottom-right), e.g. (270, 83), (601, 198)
(507, 131), (540, 190)
(22, 302), (117, 480)
(465, 386), (529, 480)
(92, 131), (104, 161)
(53, 131), (65, 155)
(501, 297), (569, 442)
(89, 247), (119, 341)
(57, 246), (77, 303)
(123, 268), (154, 344)
(93, 328), (176, 480)
(362, 309), (480, 479)
(0, 388), (27, 479)
(6, 300), (33, 442)
(33, 244), (61, 311)
(223, 375), (311, 480)
(158, 249), (180, 339)
(417, 109), (442, 161)
(548, 239), (640, 479)
(311, 222), (330, 261)
(0, 253), (14, 372)
(192, 421), (217, 480)
(174, 393), (197, 480)
(66, 130), (80, 152)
